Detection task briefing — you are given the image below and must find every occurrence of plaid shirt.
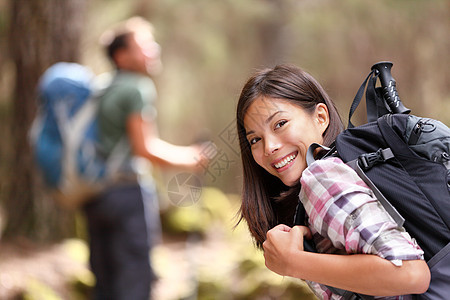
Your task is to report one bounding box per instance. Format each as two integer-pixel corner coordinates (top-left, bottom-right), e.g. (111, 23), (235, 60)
(299, 157), (424, 300)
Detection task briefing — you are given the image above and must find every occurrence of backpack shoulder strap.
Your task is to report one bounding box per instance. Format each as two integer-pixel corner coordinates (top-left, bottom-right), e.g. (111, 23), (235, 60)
(306, 143), (336, 166)
(306, 143), (405, 227)
(346, 157), (405, 227)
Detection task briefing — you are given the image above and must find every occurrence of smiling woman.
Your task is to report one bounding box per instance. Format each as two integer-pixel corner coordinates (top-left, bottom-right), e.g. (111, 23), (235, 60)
(235, 65), (343, 247)
(235, 64), (430, 299)
(243, 98), (329, 186)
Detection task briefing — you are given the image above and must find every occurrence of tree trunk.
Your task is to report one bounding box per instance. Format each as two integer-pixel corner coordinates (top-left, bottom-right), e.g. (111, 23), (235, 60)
(3, 0), (87, 241)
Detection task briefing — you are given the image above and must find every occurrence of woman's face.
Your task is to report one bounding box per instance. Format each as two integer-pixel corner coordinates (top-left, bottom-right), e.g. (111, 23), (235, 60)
(244, 97), (329, 186)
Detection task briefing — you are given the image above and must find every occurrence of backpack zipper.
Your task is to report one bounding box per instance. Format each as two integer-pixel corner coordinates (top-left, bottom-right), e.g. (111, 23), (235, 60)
(408, 119), (424, 145)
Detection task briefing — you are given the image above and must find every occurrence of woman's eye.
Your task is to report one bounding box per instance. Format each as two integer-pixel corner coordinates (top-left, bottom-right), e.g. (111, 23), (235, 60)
(249, 137), (260, 145)
(275, 120), (287, 129)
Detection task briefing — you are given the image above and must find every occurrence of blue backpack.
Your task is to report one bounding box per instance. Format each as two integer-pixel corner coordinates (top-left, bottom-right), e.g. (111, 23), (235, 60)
(30, 62), (120, 209)
(298, 62), (450, 300)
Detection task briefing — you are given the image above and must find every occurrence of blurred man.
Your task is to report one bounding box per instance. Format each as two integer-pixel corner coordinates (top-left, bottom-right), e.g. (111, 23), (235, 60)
(83, 17), (207, 300)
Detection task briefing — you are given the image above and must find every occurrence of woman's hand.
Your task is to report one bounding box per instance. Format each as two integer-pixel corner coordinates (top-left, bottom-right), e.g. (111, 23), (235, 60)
(265, 224), (430, 296)
(262, 224), (311, 277)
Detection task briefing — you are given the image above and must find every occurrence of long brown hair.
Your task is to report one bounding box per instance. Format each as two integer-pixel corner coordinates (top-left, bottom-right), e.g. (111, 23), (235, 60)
(236, 64), (344, 248)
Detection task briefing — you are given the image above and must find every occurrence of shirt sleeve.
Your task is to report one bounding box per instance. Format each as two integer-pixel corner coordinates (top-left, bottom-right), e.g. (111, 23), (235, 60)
(122, 77), (157, 122)
(299, 157), (424, 265)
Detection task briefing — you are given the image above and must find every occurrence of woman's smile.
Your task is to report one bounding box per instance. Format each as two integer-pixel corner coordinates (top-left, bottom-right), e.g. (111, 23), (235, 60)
(272, 151), (298, 171)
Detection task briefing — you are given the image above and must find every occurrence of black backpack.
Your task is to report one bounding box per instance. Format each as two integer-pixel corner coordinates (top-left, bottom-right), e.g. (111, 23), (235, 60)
(295, 62), (450, 300)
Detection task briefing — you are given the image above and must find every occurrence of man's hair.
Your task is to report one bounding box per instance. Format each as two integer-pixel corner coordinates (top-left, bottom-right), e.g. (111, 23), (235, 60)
(99, 16), (154, 64)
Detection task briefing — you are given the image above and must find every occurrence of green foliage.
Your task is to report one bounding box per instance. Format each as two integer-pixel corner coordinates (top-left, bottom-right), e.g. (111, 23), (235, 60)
(22, 279), (61, 300)
(156, 187), (318, 299)
(62, 239), (95, 299)
(160, 186), (235, 235)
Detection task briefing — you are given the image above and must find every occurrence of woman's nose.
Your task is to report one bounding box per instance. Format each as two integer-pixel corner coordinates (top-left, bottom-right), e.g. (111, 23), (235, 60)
(264, 137), (280, 156)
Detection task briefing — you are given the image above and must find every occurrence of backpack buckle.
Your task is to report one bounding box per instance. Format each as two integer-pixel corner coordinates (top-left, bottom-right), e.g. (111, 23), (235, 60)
(358, 148), (393, 171)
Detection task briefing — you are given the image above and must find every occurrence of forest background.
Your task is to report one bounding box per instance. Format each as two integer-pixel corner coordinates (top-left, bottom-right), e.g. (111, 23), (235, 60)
(0, 0), (449, 299)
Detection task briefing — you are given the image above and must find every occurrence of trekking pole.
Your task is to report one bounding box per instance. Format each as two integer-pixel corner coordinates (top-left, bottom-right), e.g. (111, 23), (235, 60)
(371, 61), (410, 114)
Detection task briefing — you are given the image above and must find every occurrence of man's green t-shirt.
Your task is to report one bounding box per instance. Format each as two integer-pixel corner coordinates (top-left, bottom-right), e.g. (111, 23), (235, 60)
(97, 71), (157, 159)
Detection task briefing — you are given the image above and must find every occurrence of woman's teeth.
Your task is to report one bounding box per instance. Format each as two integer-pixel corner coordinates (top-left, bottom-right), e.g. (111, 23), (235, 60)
(274, 154), (296, 169)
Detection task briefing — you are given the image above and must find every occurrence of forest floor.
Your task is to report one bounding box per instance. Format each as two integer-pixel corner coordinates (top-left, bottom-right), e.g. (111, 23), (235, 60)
(0, 230), (245, 300)
(0, 231), (317, 300)
(0, 235), (204, 300)
(0, 238), (91, 299)
(0, 179), (320, 300)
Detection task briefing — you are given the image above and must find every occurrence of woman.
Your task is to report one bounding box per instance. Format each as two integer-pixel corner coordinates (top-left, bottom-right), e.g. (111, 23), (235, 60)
(236, 64), (430, 299)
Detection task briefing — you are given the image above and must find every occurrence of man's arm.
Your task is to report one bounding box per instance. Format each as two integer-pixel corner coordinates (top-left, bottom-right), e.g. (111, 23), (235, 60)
(127, 113), (206, 170)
